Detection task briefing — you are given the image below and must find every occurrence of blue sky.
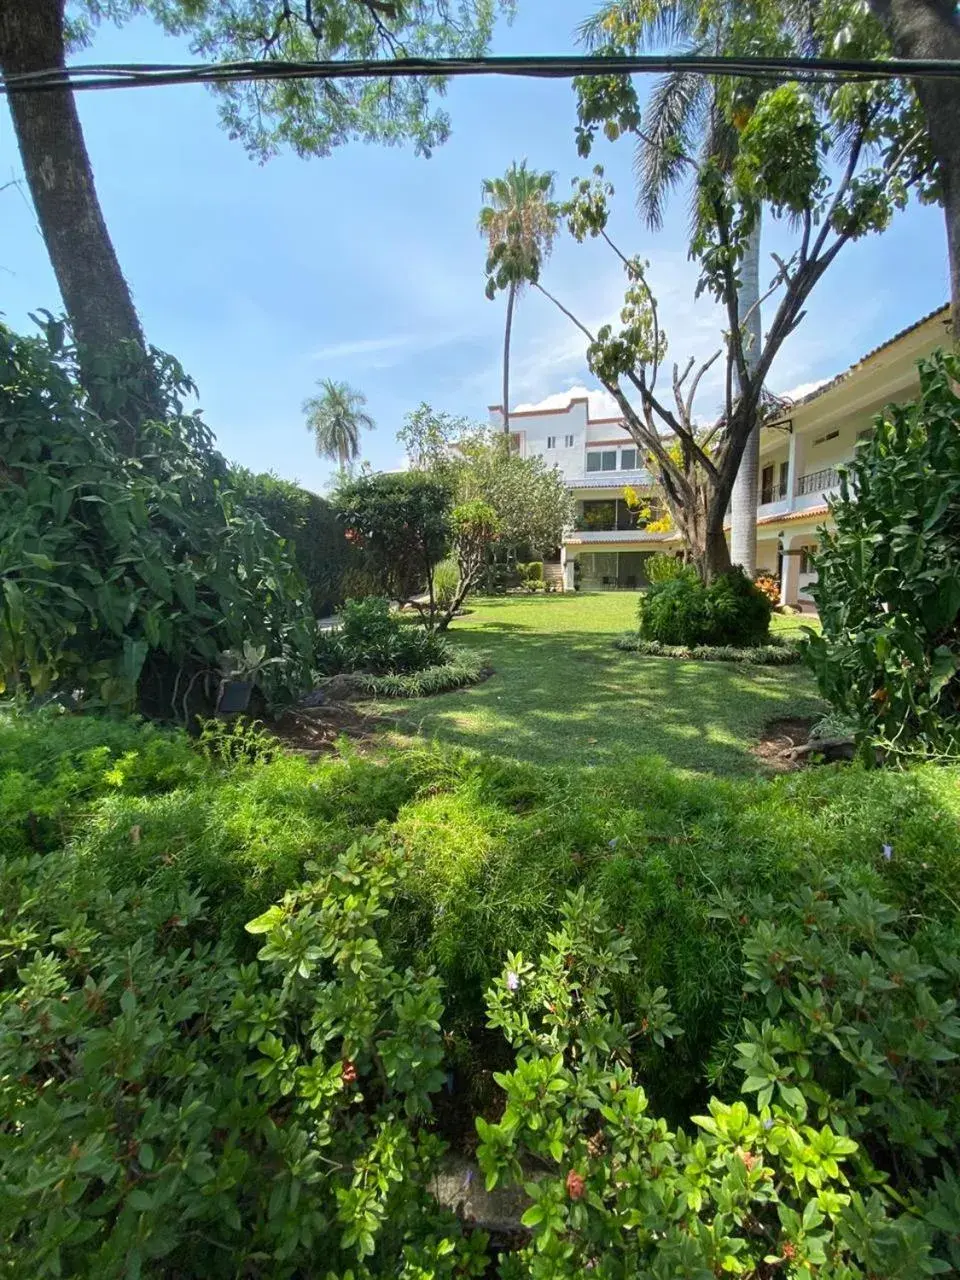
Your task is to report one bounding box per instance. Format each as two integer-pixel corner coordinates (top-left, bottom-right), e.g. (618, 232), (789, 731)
(0, 2), (949, 493)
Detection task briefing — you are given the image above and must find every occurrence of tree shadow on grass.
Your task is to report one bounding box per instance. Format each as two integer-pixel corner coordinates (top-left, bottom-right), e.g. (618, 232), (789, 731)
(384, 625), (825, 777)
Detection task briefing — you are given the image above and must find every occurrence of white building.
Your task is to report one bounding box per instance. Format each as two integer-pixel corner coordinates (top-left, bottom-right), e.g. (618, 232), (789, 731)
(491, 304), (950, 604)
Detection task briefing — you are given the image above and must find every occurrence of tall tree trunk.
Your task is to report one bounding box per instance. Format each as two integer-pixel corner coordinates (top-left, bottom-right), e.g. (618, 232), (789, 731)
(0, 0), (154, 448)
(729, 216), (763, 575)
(502, 281), (516, 435)
(702, 510), (733, 582)
(870, 0), (960, 337)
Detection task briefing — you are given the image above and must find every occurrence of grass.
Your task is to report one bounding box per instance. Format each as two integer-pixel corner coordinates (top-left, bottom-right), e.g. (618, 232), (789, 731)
(374, 592), (825, 776)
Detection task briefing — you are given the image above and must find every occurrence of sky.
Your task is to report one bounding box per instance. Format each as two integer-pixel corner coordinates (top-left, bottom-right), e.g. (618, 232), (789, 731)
(0, 2), (949, 494)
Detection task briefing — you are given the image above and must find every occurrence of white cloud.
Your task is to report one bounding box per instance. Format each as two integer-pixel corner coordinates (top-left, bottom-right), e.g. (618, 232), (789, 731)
(780, 377), (831, 402)
(310, 334), (414, 363)
(513, 384), (622, 419)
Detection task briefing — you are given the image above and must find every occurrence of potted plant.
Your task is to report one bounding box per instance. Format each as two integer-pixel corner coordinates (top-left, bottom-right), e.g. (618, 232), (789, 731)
(216, 642), (281, 714)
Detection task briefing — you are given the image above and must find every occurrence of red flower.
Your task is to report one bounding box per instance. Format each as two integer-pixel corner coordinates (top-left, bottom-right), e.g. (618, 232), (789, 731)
(566, 1170), (586, 1200)
(341, 1059), (358, 1085)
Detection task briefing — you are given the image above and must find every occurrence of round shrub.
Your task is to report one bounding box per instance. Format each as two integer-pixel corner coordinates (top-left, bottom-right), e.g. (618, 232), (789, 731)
(638, 575), (713, 646)
(705, 567), (773, 645)
(639, 567), (772, 646)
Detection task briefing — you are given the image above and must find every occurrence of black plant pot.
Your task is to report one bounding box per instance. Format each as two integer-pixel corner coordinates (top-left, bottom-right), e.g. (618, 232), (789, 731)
(217, 679), (254, 714)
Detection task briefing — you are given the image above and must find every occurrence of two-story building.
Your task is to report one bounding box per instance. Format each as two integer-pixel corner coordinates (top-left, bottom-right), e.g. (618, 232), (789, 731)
(490, 304), (950, 603)
(488, 396), (675, 591)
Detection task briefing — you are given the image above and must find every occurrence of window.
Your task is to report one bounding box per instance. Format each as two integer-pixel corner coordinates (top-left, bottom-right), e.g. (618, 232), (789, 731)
(799, 546), (816, 574)
(586, 450), (617, 473)
(509, 433), (522, 455)
(620, 447), (637, 470)
(564, 434), (575, 448)
(856, 427), (875, 445)
(761, 461), (790, 504)
(813, 429), (839, 446)
(546, 435), (556, 449)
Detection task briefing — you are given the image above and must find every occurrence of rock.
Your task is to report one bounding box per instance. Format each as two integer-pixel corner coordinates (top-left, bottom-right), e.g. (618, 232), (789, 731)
(303, 674), (362, 704)
(431, 1156), (533, 1233)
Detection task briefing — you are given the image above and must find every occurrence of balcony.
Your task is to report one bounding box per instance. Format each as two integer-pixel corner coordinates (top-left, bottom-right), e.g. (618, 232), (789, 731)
(798, 466), (841, 496)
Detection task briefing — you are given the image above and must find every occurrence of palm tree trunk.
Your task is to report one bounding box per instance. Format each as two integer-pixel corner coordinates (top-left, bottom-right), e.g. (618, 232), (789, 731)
(869, 0), (960, 338)
(502, 281), (516, 435)
(729, 215), (763, 575)
(0, 0), (154, 449)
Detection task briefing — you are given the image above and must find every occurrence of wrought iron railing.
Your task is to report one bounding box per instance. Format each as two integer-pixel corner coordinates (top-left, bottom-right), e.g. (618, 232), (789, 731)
(798, 466), (841, 496)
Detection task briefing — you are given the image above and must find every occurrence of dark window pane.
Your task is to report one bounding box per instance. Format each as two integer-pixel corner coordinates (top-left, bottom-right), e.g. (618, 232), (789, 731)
(586, 453), (601, 472)
(621, 448), (637, 470)
(601, 450), (617, 471)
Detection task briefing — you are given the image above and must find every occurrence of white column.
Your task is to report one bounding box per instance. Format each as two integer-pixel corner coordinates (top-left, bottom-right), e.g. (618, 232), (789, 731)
(563, 556), (576, 592)
(786, 425), (806, 513)
(780, 543), (801, 607)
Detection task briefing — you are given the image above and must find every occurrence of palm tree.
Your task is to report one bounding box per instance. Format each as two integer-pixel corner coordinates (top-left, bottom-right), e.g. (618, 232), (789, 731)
(479, 162), (558, 435)
(580, 1), (764, 574)
(303, 379), (375, 473)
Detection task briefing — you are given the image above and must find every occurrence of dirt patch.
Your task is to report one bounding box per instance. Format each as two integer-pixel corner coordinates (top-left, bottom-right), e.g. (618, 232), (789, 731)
(753, 716), (818, 771)
(270, 701), (390, 759)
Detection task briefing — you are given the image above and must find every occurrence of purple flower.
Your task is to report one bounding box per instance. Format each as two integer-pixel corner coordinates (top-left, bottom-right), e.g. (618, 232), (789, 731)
(882, 844), (893, 861)
(608, 838), (619, 850)
(763, 1118), (774, 1131)
(506, 971), (519, 992)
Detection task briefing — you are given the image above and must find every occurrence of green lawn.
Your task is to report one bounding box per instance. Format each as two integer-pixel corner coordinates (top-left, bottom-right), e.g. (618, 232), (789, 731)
(375, 592), (825, 777)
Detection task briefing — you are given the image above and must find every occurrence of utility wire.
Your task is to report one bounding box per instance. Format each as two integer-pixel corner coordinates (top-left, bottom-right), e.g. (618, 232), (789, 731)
(3, 52), (960, 96)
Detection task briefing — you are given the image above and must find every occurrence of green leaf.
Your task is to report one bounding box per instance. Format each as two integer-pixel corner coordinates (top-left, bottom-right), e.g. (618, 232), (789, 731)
(245, 905), (285, 935)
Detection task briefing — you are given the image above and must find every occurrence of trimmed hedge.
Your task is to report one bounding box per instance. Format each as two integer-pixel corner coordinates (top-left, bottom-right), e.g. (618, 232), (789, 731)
(614, 634), (803, 665)
(229, 468), (350, 617)
(353, 647), (488, 698)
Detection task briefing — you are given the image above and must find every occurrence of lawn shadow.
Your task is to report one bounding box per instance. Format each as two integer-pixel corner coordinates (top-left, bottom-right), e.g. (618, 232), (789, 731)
(381, 618), (825, 778)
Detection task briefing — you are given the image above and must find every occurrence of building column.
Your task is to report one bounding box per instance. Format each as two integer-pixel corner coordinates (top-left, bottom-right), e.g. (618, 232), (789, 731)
(786, 424), (807, 512)
(780, 542), (802, 607)
(563, 554), (576, 592)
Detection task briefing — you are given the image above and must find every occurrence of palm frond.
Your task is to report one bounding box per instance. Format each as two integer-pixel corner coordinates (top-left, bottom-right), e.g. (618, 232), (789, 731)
(578, 0), (702, 53)
(635, 66), (707, 229)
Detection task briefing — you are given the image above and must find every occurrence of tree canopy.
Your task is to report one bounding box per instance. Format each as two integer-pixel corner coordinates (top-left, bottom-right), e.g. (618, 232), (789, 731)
(73, 0), (513, 160)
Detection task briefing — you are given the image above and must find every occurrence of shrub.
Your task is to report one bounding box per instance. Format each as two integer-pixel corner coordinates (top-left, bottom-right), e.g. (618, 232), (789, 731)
(476, 889), (946, 1277)
(0, 319), (313, 718)
(805, 352), (960, 759)
(433, 558), (460, 609)
(638, 567), (772, 646)
(614, 635), (802, 664)
(638, 575), (713, 645)
(333, 472), (451, 607)
(645, 552), (695, 585)
(518, 560), (543, 582)
(0, 834), (483, 1277)
(352, 647), (487, 698)
(315, 597), (449, 676)
(754, 570), (781, 604)
(706, 567), (774, 645)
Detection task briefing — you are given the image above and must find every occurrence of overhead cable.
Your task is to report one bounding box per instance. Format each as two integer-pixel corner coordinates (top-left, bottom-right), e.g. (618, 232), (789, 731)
(3, 52), (960, 96)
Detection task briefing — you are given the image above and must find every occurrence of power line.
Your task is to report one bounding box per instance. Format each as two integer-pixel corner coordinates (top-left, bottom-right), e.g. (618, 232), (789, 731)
(3, 52), (960, 96)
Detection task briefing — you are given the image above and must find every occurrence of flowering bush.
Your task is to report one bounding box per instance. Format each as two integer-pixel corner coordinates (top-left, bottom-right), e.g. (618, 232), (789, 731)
(476, 888), (949, 1278)
(754, 571), (781, 605)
